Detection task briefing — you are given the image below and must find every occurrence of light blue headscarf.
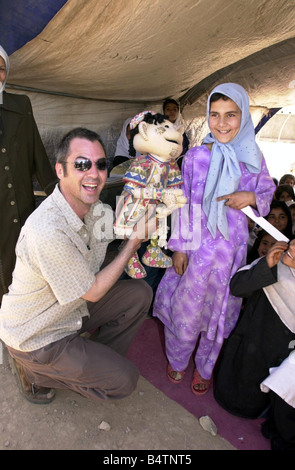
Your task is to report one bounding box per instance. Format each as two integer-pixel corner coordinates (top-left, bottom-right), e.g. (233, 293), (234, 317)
(0, 45), (10, 104)
(202, 83), (262, 240)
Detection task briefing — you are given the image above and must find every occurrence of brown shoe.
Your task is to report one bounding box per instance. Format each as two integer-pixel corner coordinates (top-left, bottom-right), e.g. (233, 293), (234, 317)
(9, 355), (56, 404)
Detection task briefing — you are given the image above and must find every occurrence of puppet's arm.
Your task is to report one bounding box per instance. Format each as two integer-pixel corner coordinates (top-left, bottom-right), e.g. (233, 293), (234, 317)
(131, 187), (187, 216)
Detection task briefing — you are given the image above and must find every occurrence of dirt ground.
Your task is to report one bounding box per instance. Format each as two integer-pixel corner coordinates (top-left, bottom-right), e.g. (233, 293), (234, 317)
(0, 345), (235, 452)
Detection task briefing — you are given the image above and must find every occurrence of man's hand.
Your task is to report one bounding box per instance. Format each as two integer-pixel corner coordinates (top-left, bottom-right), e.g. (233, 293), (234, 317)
(173, 252), (188, 275)
(266, 241), (289, 268)
(217, 191), (256, 210)
(82, 210), (157, 303)
(127, 209), (157, 251)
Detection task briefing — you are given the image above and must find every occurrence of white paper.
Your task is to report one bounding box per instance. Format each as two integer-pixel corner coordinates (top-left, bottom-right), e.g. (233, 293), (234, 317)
(241, 206), (289, 242)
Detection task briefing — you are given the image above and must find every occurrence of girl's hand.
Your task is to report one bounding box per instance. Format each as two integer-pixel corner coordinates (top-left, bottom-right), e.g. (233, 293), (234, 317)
(217, 191), (256, 209)
(173, 252), (188, 276)
(266, 241), (289, 268)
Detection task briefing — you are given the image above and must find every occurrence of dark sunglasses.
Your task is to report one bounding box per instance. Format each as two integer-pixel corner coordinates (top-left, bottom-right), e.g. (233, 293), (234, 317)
(66, 156), (107, 172)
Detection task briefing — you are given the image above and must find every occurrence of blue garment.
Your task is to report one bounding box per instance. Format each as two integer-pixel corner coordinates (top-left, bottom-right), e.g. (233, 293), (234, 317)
(202, 83), (262, 240)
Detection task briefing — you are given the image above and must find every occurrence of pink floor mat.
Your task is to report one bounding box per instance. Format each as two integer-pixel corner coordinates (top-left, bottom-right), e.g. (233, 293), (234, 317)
(126, 317), (271, 450)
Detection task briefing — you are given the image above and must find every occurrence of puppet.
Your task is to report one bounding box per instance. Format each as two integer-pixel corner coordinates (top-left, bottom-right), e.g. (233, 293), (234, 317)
(114, 111), (187, 279)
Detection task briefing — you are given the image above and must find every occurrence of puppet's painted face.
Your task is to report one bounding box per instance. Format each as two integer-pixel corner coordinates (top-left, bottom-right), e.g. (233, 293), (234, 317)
(133, 119), (183, 162)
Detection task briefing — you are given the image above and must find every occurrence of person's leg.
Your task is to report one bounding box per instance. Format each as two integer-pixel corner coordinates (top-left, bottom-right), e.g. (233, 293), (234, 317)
(7, 352), (56, 404)
(8, 335), (140, 401)
(195, 332), (223, 380)
(84, 279), (152, 355)
(268, 392), (295, 449)
(164, 326), (196, 378)
(8, 280), (153, 402)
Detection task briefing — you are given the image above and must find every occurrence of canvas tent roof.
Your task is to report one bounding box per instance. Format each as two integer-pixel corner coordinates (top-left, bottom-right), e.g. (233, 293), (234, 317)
(1, 0), (295, 157)
(256, 106), (295, 143)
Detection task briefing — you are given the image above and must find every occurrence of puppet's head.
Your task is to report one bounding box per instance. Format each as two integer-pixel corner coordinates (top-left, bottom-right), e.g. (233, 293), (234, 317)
(129, 111), (183, 162)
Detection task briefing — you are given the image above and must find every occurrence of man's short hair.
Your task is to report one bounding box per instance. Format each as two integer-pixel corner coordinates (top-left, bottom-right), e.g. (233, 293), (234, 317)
(56, 127), (106, 164)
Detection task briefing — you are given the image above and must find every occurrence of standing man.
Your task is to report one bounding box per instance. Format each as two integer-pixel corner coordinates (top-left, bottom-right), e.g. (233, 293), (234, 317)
(0, 45), (57, 303)
(0, 127), (153, 404)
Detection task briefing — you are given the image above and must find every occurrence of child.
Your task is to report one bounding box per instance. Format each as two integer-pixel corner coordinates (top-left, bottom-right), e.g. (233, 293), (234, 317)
(279, 173), (295, 187)
(214, 240), (295, 449)
(265, 200), (293, 240)
(247, 229), (276, 264)
(153, 83), (275, 395)
(274, 184), (295, 203)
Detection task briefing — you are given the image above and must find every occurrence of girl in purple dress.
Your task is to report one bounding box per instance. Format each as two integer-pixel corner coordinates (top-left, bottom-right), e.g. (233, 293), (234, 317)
(153, 83), (275, 395)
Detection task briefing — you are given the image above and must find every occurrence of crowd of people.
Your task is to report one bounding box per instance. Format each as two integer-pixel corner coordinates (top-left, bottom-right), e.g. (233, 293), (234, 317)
(0, 43), (294, 450)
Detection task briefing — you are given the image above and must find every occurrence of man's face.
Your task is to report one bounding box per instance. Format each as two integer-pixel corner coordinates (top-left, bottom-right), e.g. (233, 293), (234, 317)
(56, 137), (107, 219)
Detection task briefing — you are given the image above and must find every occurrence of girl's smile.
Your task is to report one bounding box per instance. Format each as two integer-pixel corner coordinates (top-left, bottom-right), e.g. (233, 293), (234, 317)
(209, 98), (242, 144)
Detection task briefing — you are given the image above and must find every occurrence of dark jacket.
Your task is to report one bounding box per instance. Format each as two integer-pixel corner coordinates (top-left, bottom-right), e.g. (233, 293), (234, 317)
(214, 257), (295, 419)
(0, 91), (57, 300)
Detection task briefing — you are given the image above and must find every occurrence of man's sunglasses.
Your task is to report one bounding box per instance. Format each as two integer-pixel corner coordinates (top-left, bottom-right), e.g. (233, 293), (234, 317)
(66, 156), (107, 172)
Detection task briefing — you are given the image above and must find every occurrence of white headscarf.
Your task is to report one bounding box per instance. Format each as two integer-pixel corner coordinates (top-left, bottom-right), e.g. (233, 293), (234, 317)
(115, 117), (141, 159)
(0, 45), (9, 105)
(263, 259), (295, 333)
(202, 83), (262, 240)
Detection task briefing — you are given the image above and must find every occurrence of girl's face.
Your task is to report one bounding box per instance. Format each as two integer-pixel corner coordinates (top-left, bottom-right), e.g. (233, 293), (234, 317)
(283, 177), (295, 187)
(163, 103), (179, 124)
(267, 208), (288, 233)
(278, 191), (293, 202)
(208, 98), (241, 144)
(257, 234), (276, 258)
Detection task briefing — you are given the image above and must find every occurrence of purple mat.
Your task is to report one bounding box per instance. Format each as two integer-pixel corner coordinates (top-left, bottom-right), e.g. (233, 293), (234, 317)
(127, 317), (270, 450)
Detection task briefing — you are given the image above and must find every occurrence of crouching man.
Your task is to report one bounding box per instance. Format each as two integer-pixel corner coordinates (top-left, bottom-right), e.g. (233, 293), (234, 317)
(0, 127), (153, 404)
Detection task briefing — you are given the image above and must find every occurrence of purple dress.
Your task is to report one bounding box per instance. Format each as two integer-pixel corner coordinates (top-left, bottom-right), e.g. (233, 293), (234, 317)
(153, 145), (275, 379)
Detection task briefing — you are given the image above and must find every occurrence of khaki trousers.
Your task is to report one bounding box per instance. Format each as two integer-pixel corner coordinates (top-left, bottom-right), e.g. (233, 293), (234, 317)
(7, 280), (152, 401)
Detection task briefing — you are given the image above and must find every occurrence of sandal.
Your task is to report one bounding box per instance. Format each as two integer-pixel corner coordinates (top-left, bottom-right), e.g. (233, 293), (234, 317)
(191, 369), (210, 396)
(167, 363), (185, 384)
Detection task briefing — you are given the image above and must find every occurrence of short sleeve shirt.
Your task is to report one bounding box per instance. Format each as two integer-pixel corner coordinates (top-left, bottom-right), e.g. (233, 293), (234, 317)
(0, 185), (112, 351)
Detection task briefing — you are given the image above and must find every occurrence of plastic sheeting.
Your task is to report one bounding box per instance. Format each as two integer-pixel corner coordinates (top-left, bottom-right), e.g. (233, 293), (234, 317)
(6, 0), (295, 107)
(3, 0), (295, 160)
(0, 0), (67, 55)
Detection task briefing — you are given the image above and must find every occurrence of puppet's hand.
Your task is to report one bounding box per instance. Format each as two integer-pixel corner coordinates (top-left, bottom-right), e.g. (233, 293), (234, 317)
(157, 189), (187, 217)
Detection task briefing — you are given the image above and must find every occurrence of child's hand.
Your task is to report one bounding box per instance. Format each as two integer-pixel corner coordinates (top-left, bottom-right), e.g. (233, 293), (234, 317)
(266, 241), (289, 268)
(173, 252), (188, 275)
(217, 191), (256, 209)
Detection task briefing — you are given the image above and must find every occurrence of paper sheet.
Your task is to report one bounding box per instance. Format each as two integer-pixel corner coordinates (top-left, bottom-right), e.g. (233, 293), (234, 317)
(241, 205), (289, 242)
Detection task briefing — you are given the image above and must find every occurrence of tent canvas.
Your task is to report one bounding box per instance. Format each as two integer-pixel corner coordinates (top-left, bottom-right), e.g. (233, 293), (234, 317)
(1, 0), (295, 166)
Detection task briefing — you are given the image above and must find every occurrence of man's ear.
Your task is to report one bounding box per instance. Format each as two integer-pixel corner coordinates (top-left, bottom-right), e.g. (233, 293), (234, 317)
(55, 162), (64, 179)
(138, 121), (149, 141)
